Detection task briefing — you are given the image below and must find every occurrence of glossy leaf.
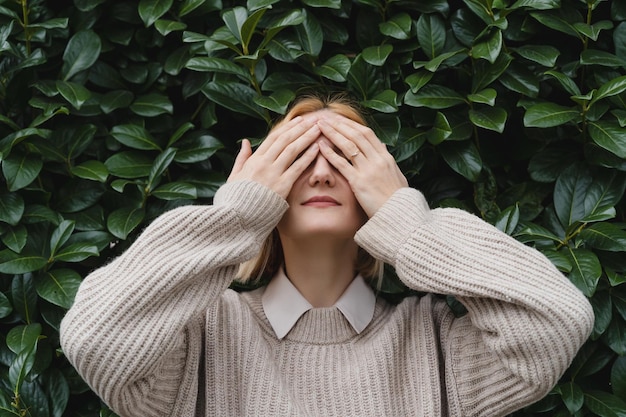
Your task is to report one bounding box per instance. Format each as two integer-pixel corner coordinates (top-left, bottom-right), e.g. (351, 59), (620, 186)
(2, 152), (43, 191)
(71, 160), (109, 182)
(524, 103), (579, 128)
(138, 0), (173, 27)
(379, 13), (412, 40)
(404, 84), (466, 109)
(514, 45), (559, 67)
(130, 94), (174, 117)
(439, 140), (483, 182)
(105, 151), (154, 178)
(1, 224), (27, 253)
(110, 125), (162, 151)
(362, 90), (398, 113)
(61, 30), (101, 81)
(564, 247), (601, 297)
(469, 107), (507, 133)
(0, 193), (25, 226)
(152, 182), (198, 200)
(53, 243), (99, 262)
(107, 207), (146, 240)
(417, 13), (446, 60)
(314, 54), (351, 82)
(362, 45), (393, 66)
(580, 223), (626, 252)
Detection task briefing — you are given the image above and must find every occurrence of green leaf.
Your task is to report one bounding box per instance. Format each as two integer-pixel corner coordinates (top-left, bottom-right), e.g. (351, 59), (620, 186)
(564, 247), (601, 297)
(0, 128), (51, 159)
(417, 13), (446, 60)
(574, 20), (613, 42)
(147, 148), (177, 191)
(585, 389), (626, 415)
(426, 112), (452, 145)
(580, 49), (626, 68)
(555, 382), (584, 415)
(379, 12), (412, 40)
(494, 204), (520, 235)
(100, 90), (134, 114)
(514, 45), (559, 67)
(6, 324), (41, 356)
(50, 220), (75, 257)
(361, 90), (398, 113)
(1, 224), (27, 253)
(130, 94), (174, 117)
(524, 103), (579, 128)
(241, 7), (267, 51)
(107, 207), (146, 240)
(138, 0), (173, 27)
(254, 90), (296, 114)
(439, 140), (483, 182)
(0, 193), (25, 226)
(301, 0), (341, 8)
(53, 243), (99, 262)
(612, 356), (626, 400)
(9, 340), (38, 393)
(467, 88), (496, 106)
(544, 70), (581, 96)
(105, 151), (153, 179)
(590, 291), (612, 338)
(0, 291), (12, 318)
(471, 29), (502, 64)
(222, 6), (248, 43)
(56, 81), (91, 109)
(554, 164), (592, 228)
(185, 57), (250, 79)
(0, 250), (47, 274)
(175, 132), (223, 163)
(201, 81), (267, 120)
(110, 124), (162, 151)
(314, 54), (351, 82)
(154, 19), (187, 36)
(510, 0), (560, 10)
(404, 84), (466, 109)
(2, 152), (43, 191)
(469, 107), (507, 133)
(530, 10), (580, 38)
(71, 160), (109, 182)
(61, 30), (102, 81)
(362, 45), (393, 66)
(592, 75), (626, 105)
(580, 223), (626, 252)
(35, 269), (82, 308)
(152, 182), (197, 200)
(179, 0), (209, 16)
(295, 9), (323, 56)
(588, 120), (626, 158)
(405, 71), (434, 93)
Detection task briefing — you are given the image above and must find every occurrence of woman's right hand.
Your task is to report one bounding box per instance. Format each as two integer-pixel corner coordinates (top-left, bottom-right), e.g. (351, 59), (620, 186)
(227, 114), (321, 199)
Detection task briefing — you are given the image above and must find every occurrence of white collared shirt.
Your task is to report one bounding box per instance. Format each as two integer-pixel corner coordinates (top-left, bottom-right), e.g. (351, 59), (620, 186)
(262, 268), (377, 339)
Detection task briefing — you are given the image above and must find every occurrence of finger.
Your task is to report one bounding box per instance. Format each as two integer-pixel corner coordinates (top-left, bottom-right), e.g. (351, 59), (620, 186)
(274, 124), (321, 169)
(228, 139), (252, 180)
(282, 142), (320, 186)
(317, 119), (370, 162)
(318, 138), (355, 180)
(320, 115), (384, 154)
(258, 114), (317, 157)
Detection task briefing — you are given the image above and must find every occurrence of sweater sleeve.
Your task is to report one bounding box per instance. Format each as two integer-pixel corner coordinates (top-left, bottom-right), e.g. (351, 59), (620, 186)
(354, 188), (594, 417)
(60, 180), (287, 417)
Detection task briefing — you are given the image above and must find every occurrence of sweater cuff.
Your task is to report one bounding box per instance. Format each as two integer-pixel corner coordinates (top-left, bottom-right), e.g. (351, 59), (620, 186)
(213, 180), (288, 239)
(354, 188), (431, 265)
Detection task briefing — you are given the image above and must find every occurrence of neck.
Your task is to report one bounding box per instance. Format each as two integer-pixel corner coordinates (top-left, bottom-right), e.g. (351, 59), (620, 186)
(280, 236), (358, 308)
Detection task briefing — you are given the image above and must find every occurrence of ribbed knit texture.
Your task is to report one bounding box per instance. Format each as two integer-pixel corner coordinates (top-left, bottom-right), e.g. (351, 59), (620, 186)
(60, 180), (594, 417)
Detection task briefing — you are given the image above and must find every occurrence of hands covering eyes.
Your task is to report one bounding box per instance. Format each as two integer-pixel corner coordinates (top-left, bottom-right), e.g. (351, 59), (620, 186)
(227, 112), (408, 217)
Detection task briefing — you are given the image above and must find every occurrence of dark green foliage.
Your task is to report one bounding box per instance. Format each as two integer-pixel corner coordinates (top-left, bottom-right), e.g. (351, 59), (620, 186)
(0, 0), (625, 415)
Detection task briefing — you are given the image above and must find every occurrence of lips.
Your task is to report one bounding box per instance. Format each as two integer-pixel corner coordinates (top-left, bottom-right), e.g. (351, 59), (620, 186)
(302, 196), (340, 206)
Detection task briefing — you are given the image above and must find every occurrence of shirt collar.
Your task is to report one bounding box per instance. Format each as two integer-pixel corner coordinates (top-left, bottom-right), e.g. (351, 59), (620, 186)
(262, 267), (376, 339)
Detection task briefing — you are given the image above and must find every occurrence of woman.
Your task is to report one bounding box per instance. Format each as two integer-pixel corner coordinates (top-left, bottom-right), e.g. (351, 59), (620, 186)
(60, 94), (594, 417)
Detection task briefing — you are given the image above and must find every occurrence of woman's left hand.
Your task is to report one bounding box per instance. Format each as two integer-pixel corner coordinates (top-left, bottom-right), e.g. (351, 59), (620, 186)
(316, 114), (408, 217)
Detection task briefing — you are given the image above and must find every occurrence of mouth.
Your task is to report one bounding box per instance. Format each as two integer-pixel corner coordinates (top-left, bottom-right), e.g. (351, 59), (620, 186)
(302, 196), (340, 207)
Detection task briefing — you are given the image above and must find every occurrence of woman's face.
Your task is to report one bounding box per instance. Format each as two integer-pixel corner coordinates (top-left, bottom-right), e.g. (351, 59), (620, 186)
(277, 110), (367, 242)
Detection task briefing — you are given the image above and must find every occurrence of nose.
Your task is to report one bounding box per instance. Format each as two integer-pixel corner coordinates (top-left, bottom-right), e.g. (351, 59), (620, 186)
(308, 153), (336, 187)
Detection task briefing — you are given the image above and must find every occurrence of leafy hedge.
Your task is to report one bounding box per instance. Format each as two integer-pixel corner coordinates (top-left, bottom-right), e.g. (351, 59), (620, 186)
(1, 0), (625, 415)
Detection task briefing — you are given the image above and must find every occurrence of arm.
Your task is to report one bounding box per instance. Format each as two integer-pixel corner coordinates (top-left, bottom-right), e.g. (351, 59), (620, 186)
(60, 180), (286, 416)
(355, 188), (594, 416)
(61, 114), (323, 416)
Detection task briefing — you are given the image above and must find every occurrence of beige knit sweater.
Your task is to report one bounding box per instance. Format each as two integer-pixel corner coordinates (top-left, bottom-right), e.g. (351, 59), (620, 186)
(60, 180), (593, 417)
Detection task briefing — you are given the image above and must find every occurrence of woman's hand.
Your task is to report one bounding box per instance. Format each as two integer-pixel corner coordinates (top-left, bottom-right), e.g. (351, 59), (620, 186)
(317, 114), (408, 217)
(227, 115), (321, 199)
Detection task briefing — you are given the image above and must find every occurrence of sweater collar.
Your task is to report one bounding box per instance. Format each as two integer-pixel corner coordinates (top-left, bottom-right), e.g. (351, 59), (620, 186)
(262, 268), (376, 340)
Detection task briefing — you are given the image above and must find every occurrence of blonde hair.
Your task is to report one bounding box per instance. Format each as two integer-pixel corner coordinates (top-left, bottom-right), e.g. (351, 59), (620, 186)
(236, 93), (385, 287)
